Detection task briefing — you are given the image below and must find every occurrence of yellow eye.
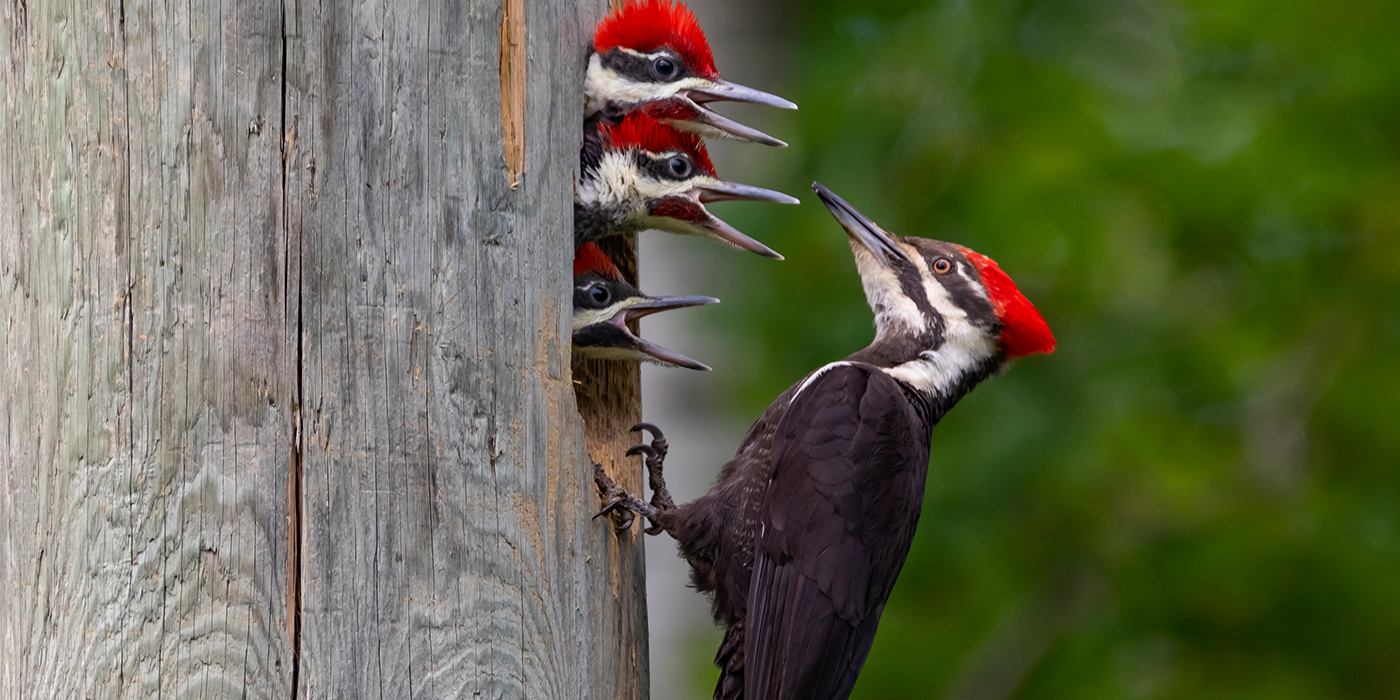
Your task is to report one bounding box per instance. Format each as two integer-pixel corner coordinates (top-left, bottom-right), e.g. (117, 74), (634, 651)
(933, 257), (953, 274)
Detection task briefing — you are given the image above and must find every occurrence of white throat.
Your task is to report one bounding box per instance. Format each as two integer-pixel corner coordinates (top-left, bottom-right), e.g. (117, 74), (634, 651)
(859, 242), (1000, 396)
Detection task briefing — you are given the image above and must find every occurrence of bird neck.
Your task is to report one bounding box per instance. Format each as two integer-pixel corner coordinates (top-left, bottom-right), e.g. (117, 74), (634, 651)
(846, 333), (1004, 422)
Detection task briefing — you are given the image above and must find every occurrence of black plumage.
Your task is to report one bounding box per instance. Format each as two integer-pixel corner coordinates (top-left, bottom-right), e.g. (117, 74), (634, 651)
(653, 362), (985, 700)
(592, 183), (1053, 700)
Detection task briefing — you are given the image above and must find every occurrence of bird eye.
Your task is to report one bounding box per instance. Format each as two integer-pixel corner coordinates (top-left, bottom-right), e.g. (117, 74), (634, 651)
(589, 284), (611, 304)
(666, 156), (692, 179)
(933, 257), (953, 274)
(652, 56), (678, 79)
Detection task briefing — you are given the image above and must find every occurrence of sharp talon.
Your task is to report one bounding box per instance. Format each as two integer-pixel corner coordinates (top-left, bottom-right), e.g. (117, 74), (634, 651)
(593, 499), (623, 519)
(645, 523), (663, 536)
(626, 444), (658, 459)
(631, 422), (661, 436)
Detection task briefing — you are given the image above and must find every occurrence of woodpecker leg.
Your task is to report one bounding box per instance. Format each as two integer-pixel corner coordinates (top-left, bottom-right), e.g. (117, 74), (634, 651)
(592, 461), (656, 532)
(631, 423), (674, 511)
(629, 423), (675, 535)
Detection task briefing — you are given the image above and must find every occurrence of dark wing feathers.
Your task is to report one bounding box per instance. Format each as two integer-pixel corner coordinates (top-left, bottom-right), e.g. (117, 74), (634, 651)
(744, 364), (931, 700)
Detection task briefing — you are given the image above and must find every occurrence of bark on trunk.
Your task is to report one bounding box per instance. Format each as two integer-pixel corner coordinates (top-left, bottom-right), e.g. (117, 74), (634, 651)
(0, 0), (649, 697)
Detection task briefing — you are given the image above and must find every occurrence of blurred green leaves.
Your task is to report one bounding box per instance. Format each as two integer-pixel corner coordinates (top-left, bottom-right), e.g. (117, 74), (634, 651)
(691, 0), (1400, 696)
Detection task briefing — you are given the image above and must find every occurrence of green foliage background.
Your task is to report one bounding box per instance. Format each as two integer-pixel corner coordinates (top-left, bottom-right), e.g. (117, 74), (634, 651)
(682, 0), (1400, 697)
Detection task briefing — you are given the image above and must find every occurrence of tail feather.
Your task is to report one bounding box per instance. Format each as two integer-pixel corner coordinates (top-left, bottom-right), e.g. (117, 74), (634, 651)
(713, 620), (746, 700)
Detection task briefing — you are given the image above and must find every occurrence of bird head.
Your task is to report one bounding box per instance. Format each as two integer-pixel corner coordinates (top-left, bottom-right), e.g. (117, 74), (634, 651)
(587, 0), (796, 146)
(571, 242), (719, 371)
(580, 113), (797, 259)
(813, 183), (1054, 398)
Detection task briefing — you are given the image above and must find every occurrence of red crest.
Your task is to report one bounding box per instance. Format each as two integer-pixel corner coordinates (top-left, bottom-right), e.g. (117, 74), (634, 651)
(957, 246), (1055, 359)
(600, 112), (717, 177)
(574, 242), (623, 280)
(593, 0), (718, 79)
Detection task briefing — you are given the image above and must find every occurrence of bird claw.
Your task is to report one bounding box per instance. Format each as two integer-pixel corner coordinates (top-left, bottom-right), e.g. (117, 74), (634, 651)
(630, 423), (676, 513)
(631, 423), (669, 462)
(590, 424), (677, 535)
(591, 461), (654, 533)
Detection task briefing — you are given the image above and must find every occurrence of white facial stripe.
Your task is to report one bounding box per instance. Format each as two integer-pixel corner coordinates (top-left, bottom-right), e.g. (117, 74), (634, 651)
(852, 244), (925, 338)
(571, 295), (650, 332)
(954, 262), (987, 302)
(583, 52), (714, 114)
(908, 248), (968, 327)
(883, 248), (998, 395)
(572, 307), (615, 332)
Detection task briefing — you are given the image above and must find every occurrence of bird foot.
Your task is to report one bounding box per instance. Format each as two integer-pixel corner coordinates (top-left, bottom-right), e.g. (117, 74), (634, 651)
(592, 461), (657, 532)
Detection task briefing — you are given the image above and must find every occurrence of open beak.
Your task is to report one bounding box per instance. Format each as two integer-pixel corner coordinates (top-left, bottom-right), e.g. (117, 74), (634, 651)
(812, 182), (912, 265)
(610, 295), (719, 371)
(677, 181), (796, 260)
(645, 80), (797, 147)
(647, 181), (791, 259)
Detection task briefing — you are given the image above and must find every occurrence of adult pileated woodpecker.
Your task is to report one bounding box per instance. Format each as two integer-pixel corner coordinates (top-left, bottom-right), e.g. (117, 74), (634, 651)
(594, 183), (1055, 700)
(573, 242), (718, 371)
(576, 113), (797, 259)
(585, 0), (796, 164)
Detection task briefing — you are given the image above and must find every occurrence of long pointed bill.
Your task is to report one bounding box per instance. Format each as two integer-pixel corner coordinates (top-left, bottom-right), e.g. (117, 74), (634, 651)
(618, 295), (720, 321)
(695, 181), (800, 205)
(687, 80), (798, 110)
(630, 337), (712, 371)
(697, 214), (784, 260)
(812, 182), (912, 265)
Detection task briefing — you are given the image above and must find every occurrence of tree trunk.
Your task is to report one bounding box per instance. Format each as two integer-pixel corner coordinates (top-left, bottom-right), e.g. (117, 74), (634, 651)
(0, 0), (649, 698)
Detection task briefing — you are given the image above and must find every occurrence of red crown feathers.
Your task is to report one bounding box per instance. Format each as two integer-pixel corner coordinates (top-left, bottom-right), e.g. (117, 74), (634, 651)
(956, 246), (1055, 359)
(600, 112), (717, 177)
(574, 242), (623, 280)
(593, 0), (718, 79)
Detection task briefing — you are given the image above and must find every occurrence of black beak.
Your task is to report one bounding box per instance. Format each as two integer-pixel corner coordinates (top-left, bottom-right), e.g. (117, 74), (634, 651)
(812, 182), (912, 265)
(692, 213), (785, 260)
(618, 295), (719, 322)
(687, 80), (798, 110)
(694, 181), (800, 205)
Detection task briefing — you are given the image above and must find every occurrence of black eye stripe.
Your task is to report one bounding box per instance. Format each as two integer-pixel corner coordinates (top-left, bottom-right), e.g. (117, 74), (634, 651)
(599, 48), (692, 84)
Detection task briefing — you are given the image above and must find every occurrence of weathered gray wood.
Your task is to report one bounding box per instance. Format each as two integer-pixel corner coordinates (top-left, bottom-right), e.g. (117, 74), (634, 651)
(1, 0), (648, 697)
(2, 1), (296, 697)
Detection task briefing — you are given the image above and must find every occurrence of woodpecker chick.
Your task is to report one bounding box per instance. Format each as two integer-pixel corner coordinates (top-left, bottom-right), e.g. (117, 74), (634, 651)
(572, 242), (718, 371)
(594, 183), (1054, 700)
(576, 113), (798, 259)
(587, 0), (796, 148)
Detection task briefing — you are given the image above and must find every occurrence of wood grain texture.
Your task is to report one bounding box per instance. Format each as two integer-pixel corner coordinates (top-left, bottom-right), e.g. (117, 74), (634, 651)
(2, 0), (295, 697)
(575, 232), (651, 697)
(2, 0), (649, 698)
